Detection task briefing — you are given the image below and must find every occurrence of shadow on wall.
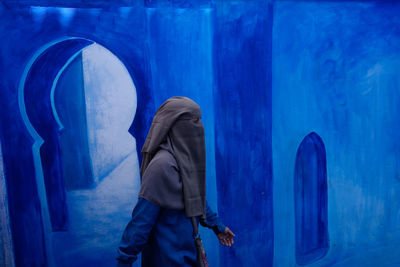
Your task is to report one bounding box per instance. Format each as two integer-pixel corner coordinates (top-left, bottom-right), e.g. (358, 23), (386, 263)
(20, 39), (141, 266)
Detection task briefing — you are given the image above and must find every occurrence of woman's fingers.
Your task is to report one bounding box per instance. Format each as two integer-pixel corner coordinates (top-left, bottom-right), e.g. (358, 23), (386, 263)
(227, 228), (235, 237)
(220, 238), (228, 246)
(219, 236), (229, 246)
(218, 228), (235, 247)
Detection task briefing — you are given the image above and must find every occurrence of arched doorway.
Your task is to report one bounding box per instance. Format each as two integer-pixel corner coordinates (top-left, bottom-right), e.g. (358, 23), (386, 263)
(19, 38), (141, 266)
(294, 132), (329, 265)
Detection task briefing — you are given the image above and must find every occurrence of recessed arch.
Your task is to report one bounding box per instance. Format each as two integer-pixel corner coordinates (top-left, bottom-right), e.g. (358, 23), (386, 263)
(20, 38), (94, 232)
(294, 132), (329, 265)
(17, 37), (141, 266)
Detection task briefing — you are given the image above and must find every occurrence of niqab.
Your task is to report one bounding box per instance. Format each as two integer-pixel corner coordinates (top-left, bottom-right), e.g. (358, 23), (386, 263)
(139, 97), (206, 218)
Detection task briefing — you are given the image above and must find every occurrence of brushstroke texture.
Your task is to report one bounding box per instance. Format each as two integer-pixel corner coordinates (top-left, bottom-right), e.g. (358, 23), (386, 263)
(273, 2), (400, 266)
(213, 1), (274, 266)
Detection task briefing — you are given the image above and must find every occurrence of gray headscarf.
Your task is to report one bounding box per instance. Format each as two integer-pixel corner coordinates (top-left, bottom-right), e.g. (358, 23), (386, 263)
(139, 97), (206, 218)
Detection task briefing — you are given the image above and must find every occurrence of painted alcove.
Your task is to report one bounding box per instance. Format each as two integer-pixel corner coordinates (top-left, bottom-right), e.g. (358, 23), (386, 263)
(294, 132), (329, 265)
(19, 37), (142, 266)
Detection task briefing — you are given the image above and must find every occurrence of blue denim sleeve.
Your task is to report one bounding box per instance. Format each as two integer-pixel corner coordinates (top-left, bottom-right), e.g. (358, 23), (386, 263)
(117, 198), (160, 266)
(199, 201), (226, 235)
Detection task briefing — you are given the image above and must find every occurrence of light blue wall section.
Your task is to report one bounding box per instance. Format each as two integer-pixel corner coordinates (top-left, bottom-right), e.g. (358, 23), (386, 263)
(273, 2), (400, 266)
(51, 44), (142, 267)
(146, 7), (220, 266)
(82, 44), (138, 183)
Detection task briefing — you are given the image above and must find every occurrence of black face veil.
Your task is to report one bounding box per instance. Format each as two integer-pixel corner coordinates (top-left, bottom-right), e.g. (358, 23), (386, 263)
(140, 97), (206, 218)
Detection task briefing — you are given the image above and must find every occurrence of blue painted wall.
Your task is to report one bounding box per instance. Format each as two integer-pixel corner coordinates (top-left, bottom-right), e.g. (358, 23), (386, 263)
(55, 53), (94, 190)
(213, 1), (274, 266)
(273, 1), (400, 266)
(1, 0), (400, 266)
(0, 144), (15, 267)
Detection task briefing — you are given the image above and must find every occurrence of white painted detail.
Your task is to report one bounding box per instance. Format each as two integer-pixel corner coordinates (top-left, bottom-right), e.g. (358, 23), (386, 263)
(82, 43), (137, 184)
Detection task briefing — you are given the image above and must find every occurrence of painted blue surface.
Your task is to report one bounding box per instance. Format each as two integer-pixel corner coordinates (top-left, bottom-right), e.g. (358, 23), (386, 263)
(1, 0), (400, 266)
(0, 4), (152, 265)
(24, 39), (92, 231)
(273, 1), (400, 266)
(213, 1), (274, 266)
(55, 53), (94, 190)
(0, 143), (15, 266)
(81, 44), (138, 184)
(294, 132), (329, 265)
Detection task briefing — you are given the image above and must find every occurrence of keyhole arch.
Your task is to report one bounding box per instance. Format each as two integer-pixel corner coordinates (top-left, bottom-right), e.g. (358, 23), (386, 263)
(18, 36), (140, 244)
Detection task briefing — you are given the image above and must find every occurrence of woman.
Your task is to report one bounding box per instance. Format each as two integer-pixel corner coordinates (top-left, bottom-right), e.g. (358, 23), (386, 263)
(117, 97), (235, 267)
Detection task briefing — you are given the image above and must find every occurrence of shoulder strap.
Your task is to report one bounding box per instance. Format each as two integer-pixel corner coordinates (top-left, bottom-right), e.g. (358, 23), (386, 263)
(191, 217), (209, 267)
(191, 217), (200, 238)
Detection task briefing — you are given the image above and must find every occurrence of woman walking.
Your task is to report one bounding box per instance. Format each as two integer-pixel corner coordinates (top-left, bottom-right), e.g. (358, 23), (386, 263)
(117, 97), (235, 267)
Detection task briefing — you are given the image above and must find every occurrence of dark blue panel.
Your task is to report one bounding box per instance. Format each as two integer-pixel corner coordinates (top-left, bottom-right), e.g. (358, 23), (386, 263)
(213, 1), (274, 266)
(294, 132), (329, 265)
(24, 39), (93, 231)
(55, 53), (94, 190)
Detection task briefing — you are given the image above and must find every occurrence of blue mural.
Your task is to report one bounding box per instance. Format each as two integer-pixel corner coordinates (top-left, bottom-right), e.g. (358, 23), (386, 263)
(0, 0), (400, 266)
(51, 43), (140, 266)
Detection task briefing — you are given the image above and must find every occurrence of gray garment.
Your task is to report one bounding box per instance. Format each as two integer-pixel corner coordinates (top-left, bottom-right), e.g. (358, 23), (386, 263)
(138, 137), (184, 210)
(140, 97), (206, 218)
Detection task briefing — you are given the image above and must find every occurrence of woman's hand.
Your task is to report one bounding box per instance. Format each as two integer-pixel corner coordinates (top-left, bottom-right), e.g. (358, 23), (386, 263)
(217, 227), (235, 247)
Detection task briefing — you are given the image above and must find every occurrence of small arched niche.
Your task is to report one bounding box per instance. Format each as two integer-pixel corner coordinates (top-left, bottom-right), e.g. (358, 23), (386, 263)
(294, 132), (329, 265)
